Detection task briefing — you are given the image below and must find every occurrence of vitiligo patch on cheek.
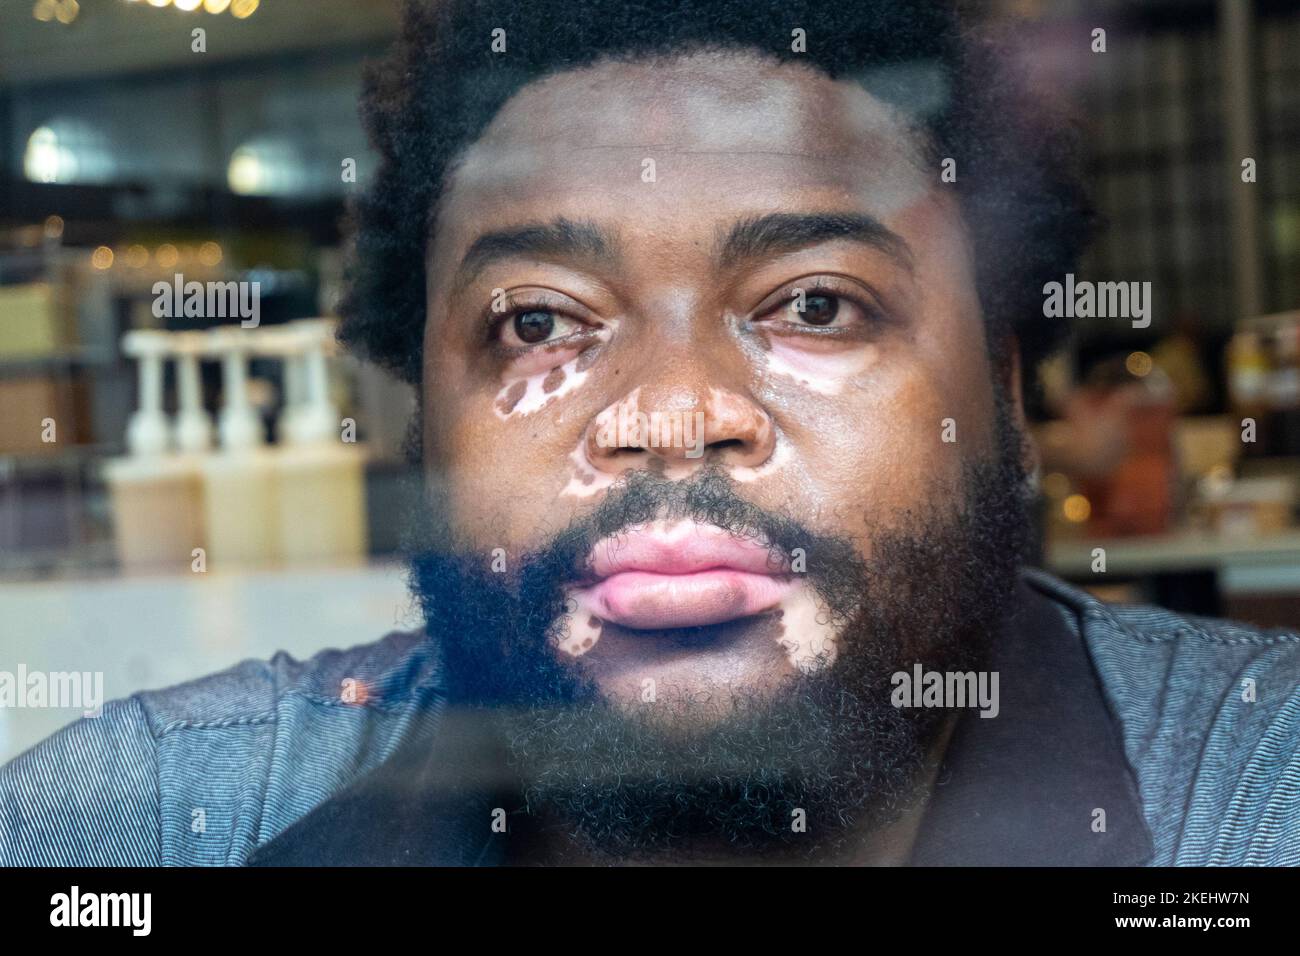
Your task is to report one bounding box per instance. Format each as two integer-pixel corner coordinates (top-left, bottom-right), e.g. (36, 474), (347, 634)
(560, 442), (615, 498)
(493, 355), (591, 419)
(772, 582), (839, 673)
(763, 340), (876, 396)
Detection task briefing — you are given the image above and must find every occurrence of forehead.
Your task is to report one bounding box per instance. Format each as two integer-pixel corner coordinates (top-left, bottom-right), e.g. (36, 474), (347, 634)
(431, 52), (939, 263)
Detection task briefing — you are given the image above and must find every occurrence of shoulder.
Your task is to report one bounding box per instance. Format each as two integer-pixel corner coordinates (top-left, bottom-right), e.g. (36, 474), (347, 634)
(1025, 569), (1300, 865)
(0, 696), (160, 865)
(1, 630), (444, 866)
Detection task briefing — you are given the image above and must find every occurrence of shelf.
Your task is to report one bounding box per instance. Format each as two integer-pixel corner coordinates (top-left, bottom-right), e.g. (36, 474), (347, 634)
(1047, 528), (1300, 588)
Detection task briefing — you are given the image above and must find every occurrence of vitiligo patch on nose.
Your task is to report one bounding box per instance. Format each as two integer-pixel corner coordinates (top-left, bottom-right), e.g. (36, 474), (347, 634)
(730, 431), (792, 483)
(494, 356), (591, 419)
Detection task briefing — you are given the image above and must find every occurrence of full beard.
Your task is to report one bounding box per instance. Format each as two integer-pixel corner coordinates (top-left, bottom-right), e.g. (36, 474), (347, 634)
(406, 400), (1033, 862)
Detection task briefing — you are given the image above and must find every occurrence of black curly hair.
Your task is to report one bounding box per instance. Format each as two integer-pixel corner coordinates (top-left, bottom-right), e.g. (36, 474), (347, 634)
(339, 0), (1091, 389)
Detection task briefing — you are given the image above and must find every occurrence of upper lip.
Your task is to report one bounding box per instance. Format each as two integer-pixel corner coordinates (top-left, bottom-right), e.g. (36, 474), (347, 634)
(583, 521), (788, 580)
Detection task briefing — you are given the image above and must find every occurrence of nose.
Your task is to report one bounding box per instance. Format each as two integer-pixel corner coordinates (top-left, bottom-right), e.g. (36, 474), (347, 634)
(583, 379), (776, 474)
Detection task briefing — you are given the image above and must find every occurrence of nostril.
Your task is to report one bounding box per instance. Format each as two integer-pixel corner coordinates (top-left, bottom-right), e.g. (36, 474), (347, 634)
(707, 438), (745, 453)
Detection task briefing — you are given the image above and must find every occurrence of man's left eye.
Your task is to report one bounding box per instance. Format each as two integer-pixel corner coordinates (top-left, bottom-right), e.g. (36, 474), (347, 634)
(775, 290), (867, 329)
(788, 292), (841, 326)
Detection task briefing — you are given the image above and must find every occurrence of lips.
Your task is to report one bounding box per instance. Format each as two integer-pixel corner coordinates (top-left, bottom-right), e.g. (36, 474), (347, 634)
(573, 520), (793, 630)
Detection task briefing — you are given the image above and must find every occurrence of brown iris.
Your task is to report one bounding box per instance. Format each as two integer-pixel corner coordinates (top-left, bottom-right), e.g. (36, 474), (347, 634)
(514, 309), (555, 343)
(798, 293), (838, 326)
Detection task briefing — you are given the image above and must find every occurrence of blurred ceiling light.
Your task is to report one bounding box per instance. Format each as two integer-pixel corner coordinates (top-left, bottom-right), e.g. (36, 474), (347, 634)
(147, 0), (171, 8)
(230, 0), (258, 19)
(25, 128), (64, 181)
(227, 148), (264, 195)
(125, 244), (150, 269)
(91, 246), (115, 270)
(23, 120), (115, 184)
(203, 0), (231, 11)
(174, 0), (201, 10)
(54, 0), (79, 23)
(198, 241), (224, 267)
(43, 215), (65, 240)
(32, 0), (56, 22)
(228, 138), (306, 196)
(156, 244), (180, 269)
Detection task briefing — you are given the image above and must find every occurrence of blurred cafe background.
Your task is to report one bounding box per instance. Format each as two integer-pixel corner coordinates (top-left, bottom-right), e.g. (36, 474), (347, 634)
(1, 0), (1299, 760)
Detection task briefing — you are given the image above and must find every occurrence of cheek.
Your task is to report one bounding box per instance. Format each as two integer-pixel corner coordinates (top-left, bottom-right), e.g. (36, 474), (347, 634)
(426, 351), (606, 541)
(753, 364), (974, 543)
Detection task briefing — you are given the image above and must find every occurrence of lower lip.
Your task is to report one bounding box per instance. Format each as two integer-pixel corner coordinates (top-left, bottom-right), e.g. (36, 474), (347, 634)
(578, 570), (794, 630)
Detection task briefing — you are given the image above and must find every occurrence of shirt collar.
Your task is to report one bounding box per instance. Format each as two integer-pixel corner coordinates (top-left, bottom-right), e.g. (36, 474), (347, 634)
(907, 575), (1154, 865)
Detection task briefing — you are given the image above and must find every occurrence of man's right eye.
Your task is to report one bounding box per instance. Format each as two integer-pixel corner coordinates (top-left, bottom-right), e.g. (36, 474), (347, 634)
(513, 309), (556, 343)
(496, 307), (585, 348)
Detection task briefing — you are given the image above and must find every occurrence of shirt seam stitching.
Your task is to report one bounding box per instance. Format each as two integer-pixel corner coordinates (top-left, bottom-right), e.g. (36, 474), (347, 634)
(149, 682), (441, 736)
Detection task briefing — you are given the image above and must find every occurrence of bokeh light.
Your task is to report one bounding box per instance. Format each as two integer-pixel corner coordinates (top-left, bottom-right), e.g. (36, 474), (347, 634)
(1063, 494), (1092, 524)
(156, 243), (180, 269)
(1125, 351), (1154, 377)
(198, 241), (224, 267)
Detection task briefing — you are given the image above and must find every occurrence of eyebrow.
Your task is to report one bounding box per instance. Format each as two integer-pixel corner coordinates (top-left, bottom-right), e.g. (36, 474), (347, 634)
(717, 211), (914, 274)
(452, 217), (617, 293)
(449, 209), (913, 293)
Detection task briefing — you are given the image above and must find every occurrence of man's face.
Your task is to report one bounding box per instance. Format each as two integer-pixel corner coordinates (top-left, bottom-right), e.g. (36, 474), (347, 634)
(419, 51), (1014, 713)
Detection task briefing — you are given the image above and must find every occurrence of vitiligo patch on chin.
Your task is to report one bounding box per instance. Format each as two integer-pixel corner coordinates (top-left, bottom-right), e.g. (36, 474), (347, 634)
(493, 355), (591, 419)
(555, 604), (604, 657)
(773, 582), (839, 673)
